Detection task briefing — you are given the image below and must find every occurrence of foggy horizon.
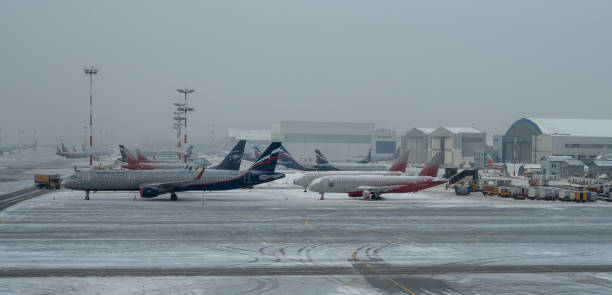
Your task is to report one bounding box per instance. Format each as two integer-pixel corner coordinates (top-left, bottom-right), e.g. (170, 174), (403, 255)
(2, 1), (611, 148)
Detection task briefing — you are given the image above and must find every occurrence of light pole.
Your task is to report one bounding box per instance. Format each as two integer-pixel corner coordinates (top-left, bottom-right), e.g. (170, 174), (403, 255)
(84, 66), (98, 168)
(176, 88), (195, 163)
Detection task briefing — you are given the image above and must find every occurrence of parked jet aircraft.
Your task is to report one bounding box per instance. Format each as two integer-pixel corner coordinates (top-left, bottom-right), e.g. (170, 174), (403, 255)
(0, 140), (37, 155)
(277, 145), (316, 171)
(63, 142), (285, 201)
(242, 146), (262, 162)
(293, 151), (409, 191)
(313, 149), (387, 171)
(56, 142), (108, 159)
(307, 152), (443, 200)
(357, 148), (372, 164)
(138, 146), (193, 159)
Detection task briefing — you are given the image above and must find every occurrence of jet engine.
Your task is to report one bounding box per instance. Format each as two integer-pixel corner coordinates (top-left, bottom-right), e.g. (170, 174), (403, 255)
(139, 186), (164, 198)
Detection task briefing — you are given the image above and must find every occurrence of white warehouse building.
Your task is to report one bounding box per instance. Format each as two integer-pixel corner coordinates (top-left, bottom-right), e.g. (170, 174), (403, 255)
(278, 121), (374, 161)
(429, 127), (486, 166)
(401, 128), (434, 164)
(502, 118), (612, 163)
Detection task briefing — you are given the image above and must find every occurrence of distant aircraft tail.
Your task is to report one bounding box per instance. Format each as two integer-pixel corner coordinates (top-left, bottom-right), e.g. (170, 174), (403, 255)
(315, 149), (329, 164)
(253, 146), (262, 159)
(357, 148), (372, 164)
(118, 145), (128, 161)
(212, 140), (246, 170)
(249, 142), (281, 173)
(135, 148), (150, 162)
(388, 150), (409, 172)
(56, 145), (62, 155)
(123, 148), (139, 164)
(72, 146), (77, 152)
(184, 145), (194, 159)
(60, 143), (69, 153)
(418, 152), (441, 177)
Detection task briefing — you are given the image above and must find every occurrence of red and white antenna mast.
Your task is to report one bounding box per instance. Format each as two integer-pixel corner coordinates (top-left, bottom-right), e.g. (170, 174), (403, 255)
(176, 88), (195, 163)
(84, 66), (98, 168)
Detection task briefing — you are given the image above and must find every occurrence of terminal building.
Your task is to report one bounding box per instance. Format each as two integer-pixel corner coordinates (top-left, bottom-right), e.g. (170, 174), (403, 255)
(502, 118), (612, 163)
(401, 128), (434, 164)
(429, 127), (486, 166)
(225, 129), (271, 148)
(277, 121), (375, 161)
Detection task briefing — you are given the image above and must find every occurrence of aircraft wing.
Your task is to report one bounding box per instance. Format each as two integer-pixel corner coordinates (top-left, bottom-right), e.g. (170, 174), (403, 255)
(356, 185), (402, 194)
(142, 179), (194, 190)
(142, 168), (205, 191)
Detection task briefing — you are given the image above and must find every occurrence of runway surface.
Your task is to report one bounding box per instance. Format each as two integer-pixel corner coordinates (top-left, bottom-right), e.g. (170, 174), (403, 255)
(0, 187), (50, 212)
(1, 186), (612, 294)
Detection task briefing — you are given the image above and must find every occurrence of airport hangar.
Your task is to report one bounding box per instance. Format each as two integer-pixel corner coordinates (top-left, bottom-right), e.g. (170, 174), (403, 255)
(272, 121), (397, 162)
(502, 118), (612, 164)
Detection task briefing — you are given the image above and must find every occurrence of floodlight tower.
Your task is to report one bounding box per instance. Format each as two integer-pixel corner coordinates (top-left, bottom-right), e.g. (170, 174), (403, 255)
(172, 108), (185, 161)
(176, 89), (194, 163)
(84, 66), (98, 168)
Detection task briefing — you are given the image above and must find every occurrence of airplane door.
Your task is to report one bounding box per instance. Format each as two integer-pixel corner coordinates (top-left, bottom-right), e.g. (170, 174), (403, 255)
(244, 173), (251, 184)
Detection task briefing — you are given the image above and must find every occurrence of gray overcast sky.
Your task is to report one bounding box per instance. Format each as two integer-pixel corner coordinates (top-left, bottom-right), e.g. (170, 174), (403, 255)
(1, 0), (611, 148)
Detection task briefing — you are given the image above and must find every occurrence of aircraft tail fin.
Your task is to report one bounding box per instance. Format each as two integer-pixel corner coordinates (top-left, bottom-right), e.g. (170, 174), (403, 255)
(212, 140), (246, 170)
(388, 150), (409, 172)
(418, 152), (441, 177)
(56, 145), (62, 155)
(249, 142), (281, 172)
(61, 143), (69, 153)
(184, 145), (194, 158)
(118, 145), (128, 161)
(357, 148), (372, 164)
(135, 148), (149, 162)
(123, 148), (139, 164)
(315, 149), (329, 164)
(253, 146), (262, 159)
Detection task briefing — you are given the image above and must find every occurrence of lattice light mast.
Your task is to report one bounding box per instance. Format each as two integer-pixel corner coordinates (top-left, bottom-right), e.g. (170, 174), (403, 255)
(176, 88), (195, 163)
(84, 66), (98, 168)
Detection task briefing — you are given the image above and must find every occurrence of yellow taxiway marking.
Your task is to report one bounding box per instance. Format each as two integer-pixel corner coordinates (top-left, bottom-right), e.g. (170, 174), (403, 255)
(304, 220), (418, 295)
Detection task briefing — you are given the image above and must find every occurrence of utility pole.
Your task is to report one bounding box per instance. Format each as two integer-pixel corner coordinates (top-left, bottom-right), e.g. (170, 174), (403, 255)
(84, 66), (98, 168)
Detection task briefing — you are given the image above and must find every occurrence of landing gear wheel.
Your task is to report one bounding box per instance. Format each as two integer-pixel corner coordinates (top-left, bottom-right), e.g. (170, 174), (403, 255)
(170, 193), (178, 201)
(319, 192), (325, 200)
(85, 191), (90, 200)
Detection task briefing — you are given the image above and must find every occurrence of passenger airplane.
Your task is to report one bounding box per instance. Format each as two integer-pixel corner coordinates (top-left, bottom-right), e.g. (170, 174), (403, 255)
(56, 143), (109, 159)
(63, 142), (285, 201)
(0, 140), (37, 155)
(139, 146), (193, 159)
(293, 150), (409, 191)
(313, 149), (387, 171)
(277, 145), (316, 171)
(307, 153), (444, 200)
(486, 155), (506, 170)
(242, 146), (262, 162)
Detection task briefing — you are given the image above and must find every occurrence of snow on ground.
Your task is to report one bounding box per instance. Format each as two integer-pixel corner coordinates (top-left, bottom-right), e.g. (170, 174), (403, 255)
(0, 276), (380, 295)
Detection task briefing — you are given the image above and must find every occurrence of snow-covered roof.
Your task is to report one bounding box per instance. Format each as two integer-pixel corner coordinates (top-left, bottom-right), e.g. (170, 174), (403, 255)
(592, 160), (612, 167)
(541, 155), (583, 166)
(443, 127), (482, 134)
(526, 118), (612, 137)
(227, 129), (271, 141)
(416, 128), (435, 134)
(542, 155), (573, 162)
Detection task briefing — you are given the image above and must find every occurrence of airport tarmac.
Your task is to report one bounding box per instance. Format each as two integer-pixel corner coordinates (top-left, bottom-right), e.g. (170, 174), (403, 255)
(1, 185), (612, 294)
